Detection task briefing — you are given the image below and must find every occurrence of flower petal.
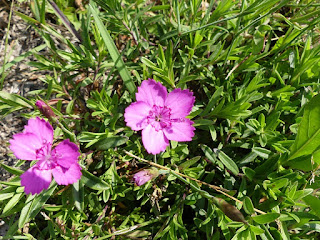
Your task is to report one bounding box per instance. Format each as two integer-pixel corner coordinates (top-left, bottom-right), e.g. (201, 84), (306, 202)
(9, 133), (43, 160)
(124, 101), (152, 131)
(136, 79), (167, 106)
(23, 117), (54, 144)
(133, 168), (158, 186)
(20, 165), (52, 194)
(52, 163), (82, 185)
(51, 139), (80, 169)
(163, 118), (195, 142)
(142, 125), (169, 154)
(133, 171), (152, 186)
(165, 88), (195, 118)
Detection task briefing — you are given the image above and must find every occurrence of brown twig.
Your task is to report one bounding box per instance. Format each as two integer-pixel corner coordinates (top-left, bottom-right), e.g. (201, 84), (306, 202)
(122, 21), (139, 46)
(124, 150), (266, 215)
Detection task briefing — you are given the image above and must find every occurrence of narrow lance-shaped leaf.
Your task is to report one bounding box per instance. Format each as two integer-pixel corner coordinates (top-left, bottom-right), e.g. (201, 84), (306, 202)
(93, 136), (128, 151)
(47, 0), (82, 42)
(81, 169), (110, 191)
(89, 2), (136, 95)
(1, 192), (23, 217)
(72, 180), (84, 212)
(217, 151), (239, 175)
(243, 196), (255, 215)
(252, 213), (280, 224)
(18, 183), (57, 228)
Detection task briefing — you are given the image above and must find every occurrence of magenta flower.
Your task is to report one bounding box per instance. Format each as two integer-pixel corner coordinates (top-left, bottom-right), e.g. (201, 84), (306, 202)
(9, 117), (81, 195)
(124, 79), (195, 154)
(133, 168), (159, 186)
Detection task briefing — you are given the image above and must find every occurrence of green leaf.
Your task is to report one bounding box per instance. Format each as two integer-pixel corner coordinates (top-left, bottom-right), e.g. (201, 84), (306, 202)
(217, 151), (239, 175)
(252, 147), (271, 159)
(1, 192), (23, 217)
(89, 2), (136, 95)
(252, 29), (265, 54)
(249, 225), (265, 235)
(4, 220), (19, 239)
(200, 86), (224, 116)
(81, 169), (110, 190)
(178, 156), (201, 171)
(0, 91), (32, 108)
(141, 57), (166, 75)
(289, 94), (320, 161)
(286, 154), (315, 171)
(93, 136), (128, 151)
(303, 195), (320, 218)
(18, 194), (36, 228)
(0, 163), (23, 176)
(293, 188), (313, 201)
(252, 213), (280, 224)
(18, 183), (57, 228)
(0, 192), (15, 201)
(242, 167), (256, 181)
(0, 176), (21, 186)
(72, 180), (84, 212)
(243, 197), (255, 215)
(201, 145), (217, 164)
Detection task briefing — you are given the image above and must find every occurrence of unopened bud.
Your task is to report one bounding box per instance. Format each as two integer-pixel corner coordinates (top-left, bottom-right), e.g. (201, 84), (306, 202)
(133, 168), (159, 186)
(214, 197), (247, 224)
(35, 100), (57, 120)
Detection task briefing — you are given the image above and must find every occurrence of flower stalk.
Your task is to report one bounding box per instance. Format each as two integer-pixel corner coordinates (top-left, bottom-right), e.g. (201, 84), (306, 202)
(35, 100), (76, 142)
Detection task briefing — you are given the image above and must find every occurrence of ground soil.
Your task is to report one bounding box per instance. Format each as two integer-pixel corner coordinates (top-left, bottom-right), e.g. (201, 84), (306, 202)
(0, 1), (46, 235)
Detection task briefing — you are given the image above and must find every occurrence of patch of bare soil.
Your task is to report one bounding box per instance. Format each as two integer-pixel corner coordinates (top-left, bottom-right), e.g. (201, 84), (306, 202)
(0, 1), (45, 180)
(0, 0), (81, 235)
(0, 2), (46, 235)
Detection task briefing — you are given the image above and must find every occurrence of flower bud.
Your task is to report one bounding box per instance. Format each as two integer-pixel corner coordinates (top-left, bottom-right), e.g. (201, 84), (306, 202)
(133, 168), (159, 186)
(35, 100), (57, 120)
(214, 197), (247, 224)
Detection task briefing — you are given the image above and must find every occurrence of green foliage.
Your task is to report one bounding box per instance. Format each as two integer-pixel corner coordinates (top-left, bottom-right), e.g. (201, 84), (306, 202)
(1, 0), (320, 239)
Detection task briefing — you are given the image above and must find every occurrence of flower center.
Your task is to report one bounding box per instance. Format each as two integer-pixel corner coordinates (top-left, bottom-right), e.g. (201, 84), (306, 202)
(35, 141), (55, 169)
(148, 105), (172, 131)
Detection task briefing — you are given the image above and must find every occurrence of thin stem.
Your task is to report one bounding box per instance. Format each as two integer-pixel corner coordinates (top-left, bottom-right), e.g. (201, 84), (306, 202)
(54, 120), (76, 143)
(122, 20), (138, 46)
(96, 218), (160, 240)
(124, 150), (266, 215)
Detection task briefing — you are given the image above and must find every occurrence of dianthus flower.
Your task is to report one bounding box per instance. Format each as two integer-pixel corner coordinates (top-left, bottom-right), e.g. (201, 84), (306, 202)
(9, 117), (81, 194)
(124, 79), (195, 154)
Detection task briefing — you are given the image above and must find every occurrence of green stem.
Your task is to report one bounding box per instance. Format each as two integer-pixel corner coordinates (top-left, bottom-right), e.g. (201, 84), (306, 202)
(54, 119), (76, 143)
(95, 218), (160, 239)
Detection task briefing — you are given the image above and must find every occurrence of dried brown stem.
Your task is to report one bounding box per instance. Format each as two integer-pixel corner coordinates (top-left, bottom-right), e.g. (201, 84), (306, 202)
(124, 150), (266, 215)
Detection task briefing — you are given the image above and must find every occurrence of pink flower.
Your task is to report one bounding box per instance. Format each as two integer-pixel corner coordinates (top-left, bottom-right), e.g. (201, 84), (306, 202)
(9, 117), (81, 195)
(124, 79), (195, 154)
(133, 168), (159, 186)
